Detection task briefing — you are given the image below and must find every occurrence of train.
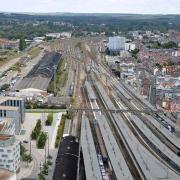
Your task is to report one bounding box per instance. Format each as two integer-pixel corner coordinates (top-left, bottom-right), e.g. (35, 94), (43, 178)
(154, 113), (175, 133)
(68, 83), (74, 96)
(97, 154), (108, 180)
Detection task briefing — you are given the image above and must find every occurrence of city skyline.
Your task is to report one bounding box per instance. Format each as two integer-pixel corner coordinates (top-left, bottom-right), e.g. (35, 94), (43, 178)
(0, 0), (180, 14)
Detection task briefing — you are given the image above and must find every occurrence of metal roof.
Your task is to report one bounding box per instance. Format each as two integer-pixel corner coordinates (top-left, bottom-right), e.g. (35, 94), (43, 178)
(16, 52), (61, 91)
(81, 113), (102, 180)
(85, 81), (96, 100)
(94, 82), (115, 109)
(96, 113), (133, 180)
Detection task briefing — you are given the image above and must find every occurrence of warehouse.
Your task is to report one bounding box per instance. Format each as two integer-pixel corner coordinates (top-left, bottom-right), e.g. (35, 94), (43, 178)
(16, 52), (61, 95)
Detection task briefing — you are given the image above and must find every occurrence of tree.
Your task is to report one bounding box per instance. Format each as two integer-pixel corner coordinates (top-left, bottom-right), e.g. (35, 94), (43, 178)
(42, 163), (49, 175)
(20, 143), (27, 156)
(37, 132), (47, 149)
(22, 154), (32, 165)
(19, 37), (26, 51)
(38, 173), (45, 180)
(47, 160), (52, 166)
(45, 113), (53, 126)
(131, 48), (139, 59)
(0, 84), (10, 91)
(31, 119), (41, 140)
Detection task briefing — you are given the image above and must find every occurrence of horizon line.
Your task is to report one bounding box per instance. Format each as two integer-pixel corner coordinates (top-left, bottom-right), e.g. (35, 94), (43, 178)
(1, 11), (180, 16)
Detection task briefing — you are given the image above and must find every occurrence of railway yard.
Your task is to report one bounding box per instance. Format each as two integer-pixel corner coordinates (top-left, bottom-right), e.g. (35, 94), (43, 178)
(1, 36), (180, 180)
(59, 37), (180, 180)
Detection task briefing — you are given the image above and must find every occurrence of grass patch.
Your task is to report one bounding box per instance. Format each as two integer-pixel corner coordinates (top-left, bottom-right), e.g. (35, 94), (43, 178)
(9, 62), (21, 72)
(27, 47), (42, 58)
(48, 58), (68, 95)
(0, 49), (22, 67)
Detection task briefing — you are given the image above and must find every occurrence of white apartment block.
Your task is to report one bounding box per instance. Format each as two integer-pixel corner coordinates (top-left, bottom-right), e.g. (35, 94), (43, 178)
(108, 36), (126, 51)
(125, 43), (136, 51)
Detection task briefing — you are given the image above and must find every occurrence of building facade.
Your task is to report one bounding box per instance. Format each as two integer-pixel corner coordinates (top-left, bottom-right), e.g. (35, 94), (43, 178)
(0, 97), (25, 134)
(108, 36), (126, 51)
(0, 135), (20, 172)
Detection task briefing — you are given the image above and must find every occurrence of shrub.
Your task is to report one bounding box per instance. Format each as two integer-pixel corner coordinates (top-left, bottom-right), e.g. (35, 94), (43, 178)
(47, 160), (52, 166)
(45, 113), (53, 126)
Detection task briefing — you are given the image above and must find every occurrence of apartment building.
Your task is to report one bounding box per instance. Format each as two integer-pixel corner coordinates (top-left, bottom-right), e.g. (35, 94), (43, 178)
(0, 135), (20, 172)
(108, 36), (126, 51)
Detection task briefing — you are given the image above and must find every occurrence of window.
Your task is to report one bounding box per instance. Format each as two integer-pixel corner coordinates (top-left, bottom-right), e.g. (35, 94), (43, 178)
(4, 110), (6, 117)
(0, 159), (2, 162)
(6, 165), (10, 168)
(2, 154), (8, 158)
(8, 160), (13, 163)
(0, 149), (4, 152)
(7, 150), (11, 153)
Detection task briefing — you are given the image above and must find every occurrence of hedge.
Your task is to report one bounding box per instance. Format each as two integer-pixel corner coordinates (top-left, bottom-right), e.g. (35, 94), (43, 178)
(55, 114), (66, 148)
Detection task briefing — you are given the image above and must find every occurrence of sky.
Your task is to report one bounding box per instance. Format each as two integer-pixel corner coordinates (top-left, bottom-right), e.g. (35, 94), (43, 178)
(0, 0), (180, 14)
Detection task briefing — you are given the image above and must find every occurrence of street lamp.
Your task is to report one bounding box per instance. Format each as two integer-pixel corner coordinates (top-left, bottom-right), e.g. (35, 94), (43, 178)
(44, 131), (49, 160)
(29, 137), (32, 156)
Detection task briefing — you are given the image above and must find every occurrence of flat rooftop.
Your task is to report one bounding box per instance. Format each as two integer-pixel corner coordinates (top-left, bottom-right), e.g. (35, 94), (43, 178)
(53, 136), (79, 180)
(0, 96), (23, 104)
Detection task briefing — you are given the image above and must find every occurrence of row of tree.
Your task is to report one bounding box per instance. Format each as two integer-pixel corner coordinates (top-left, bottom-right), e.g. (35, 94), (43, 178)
(31, 119), (41, 140)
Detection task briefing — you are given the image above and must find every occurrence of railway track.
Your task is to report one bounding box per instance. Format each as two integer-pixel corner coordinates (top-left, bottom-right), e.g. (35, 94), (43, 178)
(84, 77), (108, 162)
(116, 79), (180, 156)
(98, 62), (180, 157)
(110, 80), (180, 175)
(92, 78), (144, 180)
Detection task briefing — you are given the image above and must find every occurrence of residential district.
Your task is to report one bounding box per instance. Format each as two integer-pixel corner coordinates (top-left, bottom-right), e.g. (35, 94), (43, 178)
(0, 14), (180, 180)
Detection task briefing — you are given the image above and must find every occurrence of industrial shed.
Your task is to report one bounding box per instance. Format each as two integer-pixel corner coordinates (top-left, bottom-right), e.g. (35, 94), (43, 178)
(16, 52), (61, 94)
